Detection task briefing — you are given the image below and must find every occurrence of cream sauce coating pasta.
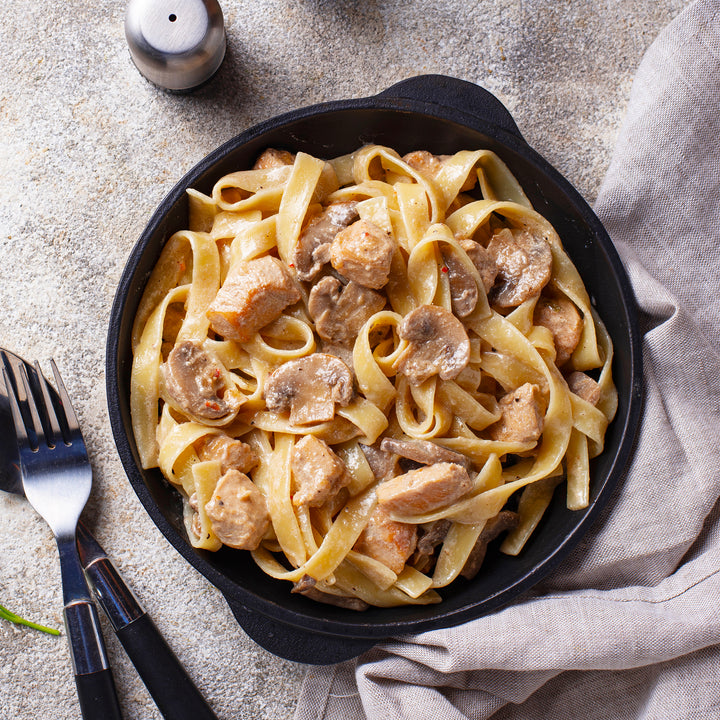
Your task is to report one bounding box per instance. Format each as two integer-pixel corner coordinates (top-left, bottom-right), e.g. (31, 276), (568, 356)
(130, 145), (617, 609)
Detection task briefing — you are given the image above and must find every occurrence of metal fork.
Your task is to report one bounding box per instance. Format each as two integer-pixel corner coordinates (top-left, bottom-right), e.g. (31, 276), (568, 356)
(1, 352), (123, 720)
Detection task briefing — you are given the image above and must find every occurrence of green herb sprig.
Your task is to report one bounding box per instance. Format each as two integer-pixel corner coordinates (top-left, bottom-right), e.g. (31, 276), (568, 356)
(0, 603), (60, 635)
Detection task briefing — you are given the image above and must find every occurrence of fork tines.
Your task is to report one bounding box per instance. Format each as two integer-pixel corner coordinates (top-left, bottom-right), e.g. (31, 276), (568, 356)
(1, 353), (77, 451)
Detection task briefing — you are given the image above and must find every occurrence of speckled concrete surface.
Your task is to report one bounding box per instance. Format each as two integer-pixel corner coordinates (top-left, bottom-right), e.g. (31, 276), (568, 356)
(0, 1), (693, 718)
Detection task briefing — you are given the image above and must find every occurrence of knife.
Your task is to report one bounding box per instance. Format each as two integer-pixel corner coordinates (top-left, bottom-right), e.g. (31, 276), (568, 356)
(77, 523), (219, 720)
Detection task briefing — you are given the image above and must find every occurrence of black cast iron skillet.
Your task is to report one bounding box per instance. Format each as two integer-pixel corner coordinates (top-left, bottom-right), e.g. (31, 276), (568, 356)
(107, 75), (643, 664)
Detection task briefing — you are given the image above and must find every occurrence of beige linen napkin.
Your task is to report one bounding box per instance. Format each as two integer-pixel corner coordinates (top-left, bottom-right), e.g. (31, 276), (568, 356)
(294, 0), (720, 717)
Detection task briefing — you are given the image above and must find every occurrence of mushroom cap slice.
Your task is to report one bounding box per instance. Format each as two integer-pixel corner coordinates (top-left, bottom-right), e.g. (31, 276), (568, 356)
(460, 511), (520, 579)
(395, 304), (470, 385)
(161, 340), (244, 422)
(486, 227), (552, 308)
(264, 353), (354, 425)
(380, 437), (471, 470)
(458, 238), (498, 295)
(442, 249), (479, 317)
(308, 276), (386, 346)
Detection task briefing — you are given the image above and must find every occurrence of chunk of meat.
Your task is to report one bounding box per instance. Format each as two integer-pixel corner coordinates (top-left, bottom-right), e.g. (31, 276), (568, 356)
(292, 202), (359, 281)
(396, 305), (470, 385)
(204, 469), (270, 550)
(291, 435), (351, 507)
(380, 437), (471, 470)
(264, 354), (354, 425)
(486, 227), (552, 307)
(566, 371), (601, 406)
(196, 434), (258, 474)
(207, 256), (301, 342)
(534, 295), (583, 366)
(308, 276), (386, 346)
(330, 219), (395, 290)
(353, 506), (418, 574)
(376, 462), (472, 515)
(402, 150), (445, 178)
(252, 148), (295, 170)
(403, 151), (476, 191)
(460, 511), (520, 579)
(487, 383), (544, 444)
(458, 238), (498, 294)
(161, 340), (243, 420)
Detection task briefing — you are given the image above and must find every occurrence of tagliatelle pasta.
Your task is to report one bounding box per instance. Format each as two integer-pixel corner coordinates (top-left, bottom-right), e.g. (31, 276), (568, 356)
(130, 144), (617, 609)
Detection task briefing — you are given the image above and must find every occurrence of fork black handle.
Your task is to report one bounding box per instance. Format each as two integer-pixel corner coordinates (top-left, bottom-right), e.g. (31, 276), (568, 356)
(64, 600), (124, 720)
(75, 669), (124, 720)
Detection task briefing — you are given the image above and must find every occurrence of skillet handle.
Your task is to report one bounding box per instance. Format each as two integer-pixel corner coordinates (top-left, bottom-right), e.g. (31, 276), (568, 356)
(377, 74), (524, 140)
(226, 599), (375, 665)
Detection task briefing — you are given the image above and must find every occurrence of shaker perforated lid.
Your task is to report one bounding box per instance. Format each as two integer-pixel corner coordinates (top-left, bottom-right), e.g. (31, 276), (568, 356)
(125, 0), (226, 91)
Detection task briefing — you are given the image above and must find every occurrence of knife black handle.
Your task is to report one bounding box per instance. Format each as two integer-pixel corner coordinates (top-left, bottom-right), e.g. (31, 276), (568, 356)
(83, 554), (218, 720)
(115, 613), (219, 720)
(75, 669), (124, 720)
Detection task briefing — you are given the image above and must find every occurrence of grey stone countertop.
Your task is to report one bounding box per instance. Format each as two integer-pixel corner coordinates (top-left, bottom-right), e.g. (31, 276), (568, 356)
(0, 1), (693, 718)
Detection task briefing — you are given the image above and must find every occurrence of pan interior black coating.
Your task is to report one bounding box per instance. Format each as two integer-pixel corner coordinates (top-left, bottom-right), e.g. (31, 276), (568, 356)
(107, 82), (641, 646)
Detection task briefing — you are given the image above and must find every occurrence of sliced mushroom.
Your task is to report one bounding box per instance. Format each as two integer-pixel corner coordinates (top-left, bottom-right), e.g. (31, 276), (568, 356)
(376, 462), (472, 515)
(460, 511), (519, 579)
(411, 519), (452, 573)
(188, 492), (202, 539)
(207, 255), (301, 342)
(360, 442), (400, 481)
(442, 249), (478, 317)
(292, 202), (359, 281)
(291, 575), (369, 611)
(316, 338), (355, 370)
(416, 519), (452, 555)
(204, 469), (270, 550)
(458, 238), (498, 295)
(308, 276), (386, 346)
(263, 353), (353, 425)
(196, 434), (258, 474)
(534, 295), (583, 366)
(395, 305), (470, 385)
(486, 382), (544, 444)
(330, 219), (395, 290)
(566, 371), (601, 406)
(252, 148), (295, 170)
(353, 506), (418, 574)
(380, 437), (471, 470)
(161, 341), (243, 421)
(486, 227), (552, 308)
(291, 434), (351, 507)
